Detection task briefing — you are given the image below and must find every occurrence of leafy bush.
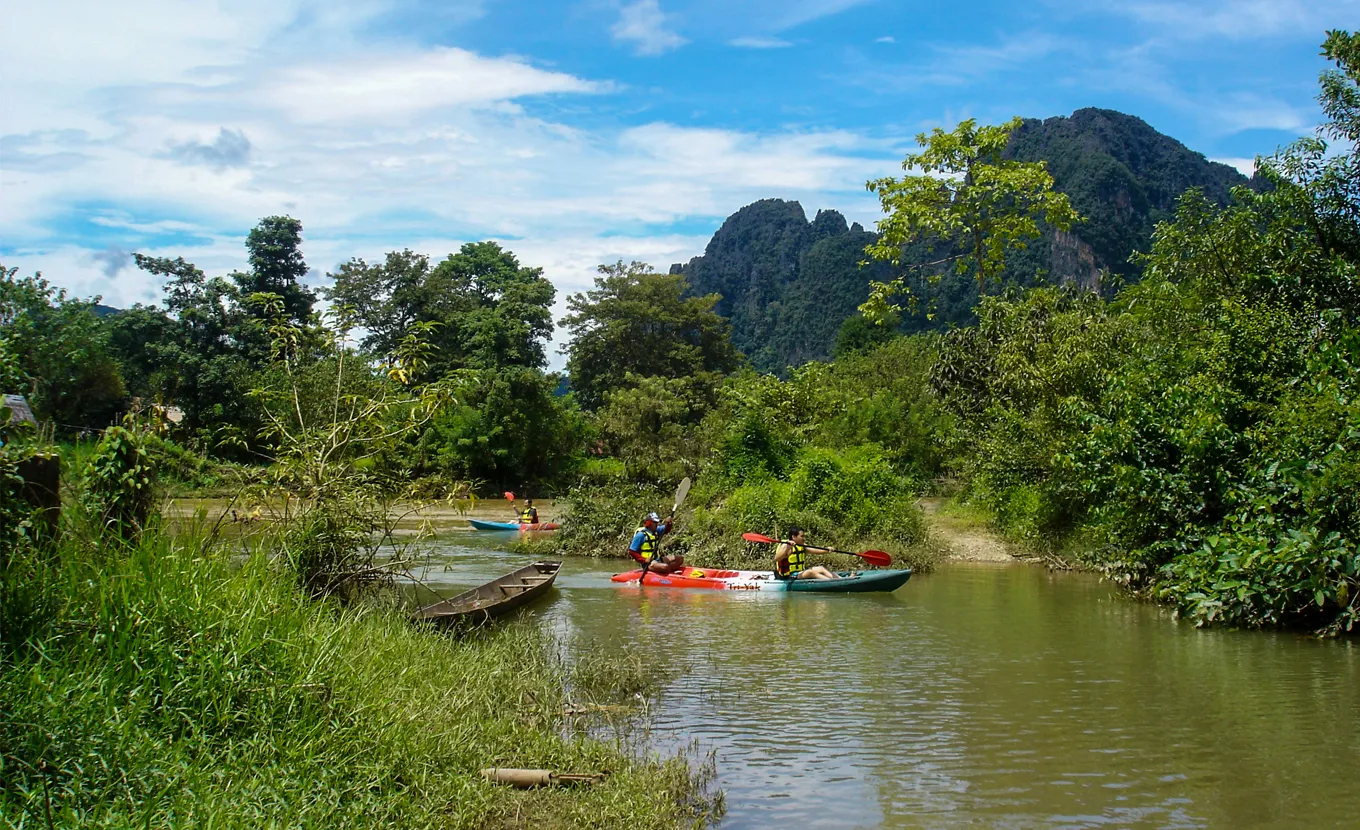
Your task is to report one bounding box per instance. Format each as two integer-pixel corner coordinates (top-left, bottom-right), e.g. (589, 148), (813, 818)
(82, 420), (159, 545)
(416, 367), (589, 489)
(556, 482), (669, 558)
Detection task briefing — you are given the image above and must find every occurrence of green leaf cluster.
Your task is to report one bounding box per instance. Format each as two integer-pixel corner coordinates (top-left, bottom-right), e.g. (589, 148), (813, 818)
(0, 266), (125, 430)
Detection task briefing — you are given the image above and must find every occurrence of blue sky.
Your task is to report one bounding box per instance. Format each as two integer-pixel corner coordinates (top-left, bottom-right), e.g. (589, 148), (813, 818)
(2, 0), (1355, 360)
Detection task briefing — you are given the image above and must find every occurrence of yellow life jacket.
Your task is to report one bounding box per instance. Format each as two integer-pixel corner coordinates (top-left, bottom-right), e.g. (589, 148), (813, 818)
(634, 526), (659, 564)
(778, 543), (806, 577)
(519, 507), (536, 523)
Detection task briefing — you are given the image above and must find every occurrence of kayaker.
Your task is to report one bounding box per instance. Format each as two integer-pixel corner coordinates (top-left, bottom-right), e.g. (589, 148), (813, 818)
(774, 528), (840, 581)
(517, 498), (539, 525)
(629, 511), (685, 574)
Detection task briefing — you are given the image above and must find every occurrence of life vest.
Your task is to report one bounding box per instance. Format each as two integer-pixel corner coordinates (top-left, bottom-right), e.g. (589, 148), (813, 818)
(519, 507), (537, 523)
(633, 525), (659, 564)
(777, 543), (806, 578)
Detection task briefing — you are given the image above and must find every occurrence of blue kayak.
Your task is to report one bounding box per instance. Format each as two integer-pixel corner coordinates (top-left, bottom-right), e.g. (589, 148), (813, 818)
(468, 519), (560, 531)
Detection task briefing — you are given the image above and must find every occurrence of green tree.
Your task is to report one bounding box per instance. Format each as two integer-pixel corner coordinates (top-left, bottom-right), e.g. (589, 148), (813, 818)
(595, 374), (705, 482)
(115, 255), (259, 439)
(415, 367), (587, 489)
(0, 266), (125, 430)
(561, 261), (742, 410)
(832, 313), (899, 358)
(1258, 30), (1360, 265)
(236, 216), (316, 326)
(326, 242), (555, 375)
(861, 117), (1081, 323)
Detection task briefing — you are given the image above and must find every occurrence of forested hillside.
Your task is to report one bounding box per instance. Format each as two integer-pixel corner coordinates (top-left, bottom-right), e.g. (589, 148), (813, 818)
(675, 108), (1250, 372)
(667, 202), (893, 371)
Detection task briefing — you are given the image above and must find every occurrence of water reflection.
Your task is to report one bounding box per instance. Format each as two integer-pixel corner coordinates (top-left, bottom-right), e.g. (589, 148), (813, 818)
(406, 536), (1360, 829)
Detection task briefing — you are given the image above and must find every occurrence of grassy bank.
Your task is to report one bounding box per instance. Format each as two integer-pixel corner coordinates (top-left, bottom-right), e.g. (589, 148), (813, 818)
(2, 520), (716, 826)
(1, 530), (717, 828)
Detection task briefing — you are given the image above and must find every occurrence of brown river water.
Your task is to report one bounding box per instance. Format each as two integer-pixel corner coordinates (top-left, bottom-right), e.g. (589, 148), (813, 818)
(405, 531), (1360, 830)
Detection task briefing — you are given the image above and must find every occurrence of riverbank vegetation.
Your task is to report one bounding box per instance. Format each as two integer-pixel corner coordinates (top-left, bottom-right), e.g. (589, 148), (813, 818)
(3, 32), (1358, 635)
(1, 344), (720, 827)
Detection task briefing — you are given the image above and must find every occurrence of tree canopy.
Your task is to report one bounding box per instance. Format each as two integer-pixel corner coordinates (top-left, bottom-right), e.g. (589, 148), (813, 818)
(561, 261), (742, 410)
(0, 266), (124, 429)
(861, 117), (1081, 324)
(326, 242), (555, 376)
(236, 216), (316, 326)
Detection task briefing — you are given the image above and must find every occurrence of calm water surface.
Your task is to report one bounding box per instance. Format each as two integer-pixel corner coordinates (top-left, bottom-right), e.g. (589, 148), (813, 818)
(409, 536), (1359, 829)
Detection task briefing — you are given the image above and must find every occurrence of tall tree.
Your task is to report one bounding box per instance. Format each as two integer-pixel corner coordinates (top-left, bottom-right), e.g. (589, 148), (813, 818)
(326, 242), (554, 376)
(1260, 29), (1360, 265)
(861, 117), (1081, 323)
(236, 216), (316, 325)
(561, 261), (741, 410)
(113, 254), (258, 437)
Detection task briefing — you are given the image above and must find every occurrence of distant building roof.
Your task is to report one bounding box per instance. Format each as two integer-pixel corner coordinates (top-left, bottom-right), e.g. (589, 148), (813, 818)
(3, 394), (35, 425)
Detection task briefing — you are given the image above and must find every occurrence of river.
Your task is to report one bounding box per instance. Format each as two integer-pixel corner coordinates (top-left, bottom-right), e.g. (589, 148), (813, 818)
(410, 535), (1358, 829)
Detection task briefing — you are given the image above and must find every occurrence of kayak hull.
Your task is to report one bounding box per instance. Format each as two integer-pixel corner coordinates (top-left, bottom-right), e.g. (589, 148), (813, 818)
(609, 567), (911, 593)
(468, 519), (561, 532)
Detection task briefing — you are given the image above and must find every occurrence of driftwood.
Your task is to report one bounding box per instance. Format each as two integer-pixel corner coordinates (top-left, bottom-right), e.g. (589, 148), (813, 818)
(480, 768), (607, 788)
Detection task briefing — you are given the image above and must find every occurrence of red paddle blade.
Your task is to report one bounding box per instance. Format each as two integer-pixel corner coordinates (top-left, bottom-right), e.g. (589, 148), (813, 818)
(859, 550), (893, 567)
(742, 532), (777, 544)
(503, 491), (514, 501)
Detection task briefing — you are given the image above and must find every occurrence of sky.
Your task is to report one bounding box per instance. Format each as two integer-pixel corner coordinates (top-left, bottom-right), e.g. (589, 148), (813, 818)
(2, 0), (1355, 363)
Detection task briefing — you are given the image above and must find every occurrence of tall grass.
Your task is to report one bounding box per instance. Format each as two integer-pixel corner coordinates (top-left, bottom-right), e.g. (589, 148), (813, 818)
(1, 524), (718, 828)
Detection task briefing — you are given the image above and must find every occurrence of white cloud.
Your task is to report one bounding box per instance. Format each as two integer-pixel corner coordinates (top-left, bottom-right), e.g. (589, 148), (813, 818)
(261, 48), (602, 122)
(1211, 94), (1310, 134)
(729, 36), (794, 49)
(1211, 157), (1259, 176)
(2, 0), (907, 355)
(611, 0), (687, 56)
(1093, 0), (1360, 41)
(875, 36), (895, 44)
(774, 0), (875, 31)
(847, 32), (1066, 92)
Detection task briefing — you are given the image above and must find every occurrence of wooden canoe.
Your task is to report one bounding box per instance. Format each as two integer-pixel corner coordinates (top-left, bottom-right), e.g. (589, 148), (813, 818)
(413, 561), (562, 628)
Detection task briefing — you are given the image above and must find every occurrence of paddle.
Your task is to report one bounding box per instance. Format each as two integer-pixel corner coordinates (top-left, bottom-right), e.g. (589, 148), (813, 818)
(671, 476), (691, 519)
(741, 532), (893, 568)
(635, 477), (692, 582)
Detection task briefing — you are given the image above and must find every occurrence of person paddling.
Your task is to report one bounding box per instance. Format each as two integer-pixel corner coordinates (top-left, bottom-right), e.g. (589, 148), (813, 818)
(774, 528), (841, 581)
(628, 511), (685, 574)
(515, 498), (539, 525)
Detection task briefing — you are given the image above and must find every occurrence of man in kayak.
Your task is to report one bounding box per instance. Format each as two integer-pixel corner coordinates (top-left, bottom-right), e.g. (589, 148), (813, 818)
(774, 528), (841, 581)
(629, 511), (685, 574)
(516, 498), (539, 525)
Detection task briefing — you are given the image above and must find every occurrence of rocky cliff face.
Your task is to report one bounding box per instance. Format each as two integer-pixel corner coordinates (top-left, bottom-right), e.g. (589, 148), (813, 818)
(671, 200), (891, 371)
(1005, 107), (1249, 281)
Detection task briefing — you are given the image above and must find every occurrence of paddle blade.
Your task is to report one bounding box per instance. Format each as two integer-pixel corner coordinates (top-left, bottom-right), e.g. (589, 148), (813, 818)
(503, 491), (514, 501)
(672, 476), (692, 513)
(742, 532), (777, 544)
(858, 549), (893, 567)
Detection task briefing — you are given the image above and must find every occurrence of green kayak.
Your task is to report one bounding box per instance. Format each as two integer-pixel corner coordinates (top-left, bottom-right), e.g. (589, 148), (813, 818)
(784, 569), (913, 593)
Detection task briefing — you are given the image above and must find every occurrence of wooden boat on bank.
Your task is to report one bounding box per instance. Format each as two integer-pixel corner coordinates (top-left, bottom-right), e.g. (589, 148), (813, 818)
(413, 561), (562, 627)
